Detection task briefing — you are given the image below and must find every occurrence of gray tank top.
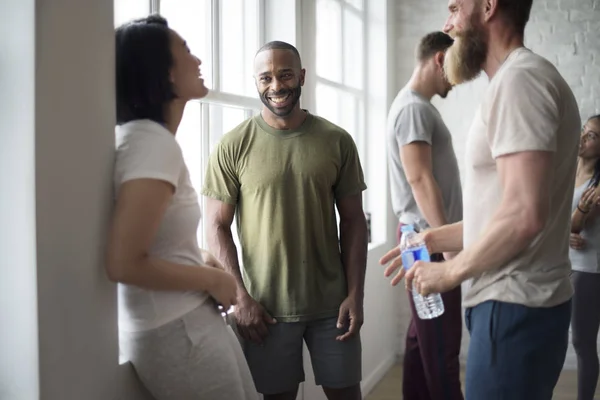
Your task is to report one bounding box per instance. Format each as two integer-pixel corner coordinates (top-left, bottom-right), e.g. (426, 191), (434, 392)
(569, 179), (600, 273)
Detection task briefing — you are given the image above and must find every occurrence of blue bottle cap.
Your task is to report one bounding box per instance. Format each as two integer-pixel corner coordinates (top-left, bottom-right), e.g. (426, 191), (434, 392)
(400, 224), (415, 233)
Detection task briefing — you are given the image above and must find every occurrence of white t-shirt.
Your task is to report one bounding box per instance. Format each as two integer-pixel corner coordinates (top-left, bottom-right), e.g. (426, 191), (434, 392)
(462, 48), (581, 308)
(114, 120), (208, 332)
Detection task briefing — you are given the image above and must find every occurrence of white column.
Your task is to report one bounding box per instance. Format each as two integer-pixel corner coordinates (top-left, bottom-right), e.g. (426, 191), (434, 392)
(0, 1), (39, 399)
(33, 0), (118, 398)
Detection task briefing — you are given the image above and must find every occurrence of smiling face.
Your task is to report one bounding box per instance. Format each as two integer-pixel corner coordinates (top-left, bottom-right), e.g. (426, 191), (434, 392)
(579, 118), (600, 159)
(442, 0), (489, 85)
(169, 30), (208, 101)
(254, 49), (305, 118)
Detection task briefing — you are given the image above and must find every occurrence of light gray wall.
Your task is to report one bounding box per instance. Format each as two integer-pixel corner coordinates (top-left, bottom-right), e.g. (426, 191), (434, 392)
(393, 0), (600, 368)
(0, 1), (39, 399)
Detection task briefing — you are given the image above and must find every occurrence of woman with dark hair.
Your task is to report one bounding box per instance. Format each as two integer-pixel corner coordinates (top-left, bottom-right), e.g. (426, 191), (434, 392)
(569, 114), (600, 400)
(107, 15), (258, 400)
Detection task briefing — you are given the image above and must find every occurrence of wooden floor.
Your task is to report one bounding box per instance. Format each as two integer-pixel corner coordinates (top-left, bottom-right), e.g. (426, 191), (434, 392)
(366, 363), (596, 400)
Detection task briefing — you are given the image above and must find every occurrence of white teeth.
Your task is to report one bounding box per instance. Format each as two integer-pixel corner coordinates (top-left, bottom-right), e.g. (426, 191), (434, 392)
(269, 94), (289, 104)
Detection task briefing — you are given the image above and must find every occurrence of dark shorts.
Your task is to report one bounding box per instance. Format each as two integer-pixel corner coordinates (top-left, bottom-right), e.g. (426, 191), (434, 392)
(465, 300), (571, 400)
(241, 316), (362, 395)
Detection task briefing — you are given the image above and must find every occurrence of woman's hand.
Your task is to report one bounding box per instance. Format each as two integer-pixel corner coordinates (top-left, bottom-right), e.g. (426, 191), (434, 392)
(570, 233), (586, 250)
(578, 186), (600, 213)
(207, 269), (238, 310)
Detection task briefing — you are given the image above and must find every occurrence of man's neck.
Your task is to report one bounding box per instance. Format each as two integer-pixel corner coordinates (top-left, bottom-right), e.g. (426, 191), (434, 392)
(261, 107), (307, 130)
(483, 29), (525, 81)
(407, 67), (436, 101)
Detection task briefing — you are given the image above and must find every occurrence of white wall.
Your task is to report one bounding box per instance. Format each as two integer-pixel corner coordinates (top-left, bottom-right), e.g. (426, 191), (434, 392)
(0, 1), (39, 399)
(393, 0), (600, 367)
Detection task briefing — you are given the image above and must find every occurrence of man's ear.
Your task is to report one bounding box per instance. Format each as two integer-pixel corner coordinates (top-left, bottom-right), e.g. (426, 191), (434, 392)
(300, 68), (306, 86)
(434, 52), (445, 70)
(483, 0), (499, 22)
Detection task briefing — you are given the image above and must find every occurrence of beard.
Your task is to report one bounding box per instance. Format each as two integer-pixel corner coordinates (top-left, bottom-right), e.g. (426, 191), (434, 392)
(444, 19), (488, 85)
(259, 85), (302, 117)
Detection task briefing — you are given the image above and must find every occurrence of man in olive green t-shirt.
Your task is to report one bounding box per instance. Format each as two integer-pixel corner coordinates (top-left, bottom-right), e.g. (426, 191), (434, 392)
(202, 41), (368, 400)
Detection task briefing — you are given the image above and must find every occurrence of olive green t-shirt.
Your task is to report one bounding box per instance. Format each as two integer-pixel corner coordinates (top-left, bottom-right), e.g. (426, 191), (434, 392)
(202, 112), (367, 322)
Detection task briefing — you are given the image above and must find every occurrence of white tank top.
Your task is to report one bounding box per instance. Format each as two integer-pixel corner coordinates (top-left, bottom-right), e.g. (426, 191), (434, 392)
(569, 178), (600, 273)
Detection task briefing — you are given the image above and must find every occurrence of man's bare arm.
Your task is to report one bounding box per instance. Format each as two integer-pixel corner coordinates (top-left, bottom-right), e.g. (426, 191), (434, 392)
(400, 141), (447, 228)
(205, 198), (246, 295)
(448, 151), (553, 282)
(337, 193), (368, 299)
(205, 197), (275, 343)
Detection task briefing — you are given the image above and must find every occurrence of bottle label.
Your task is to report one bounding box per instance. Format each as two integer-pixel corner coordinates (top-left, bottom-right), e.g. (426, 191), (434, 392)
(401, 250), (415, 271)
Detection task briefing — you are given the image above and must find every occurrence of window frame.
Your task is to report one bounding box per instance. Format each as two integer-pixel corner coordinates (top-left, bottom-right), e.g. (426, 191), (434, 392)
(152, 0), (265, 247)
(302, 0), (371, 221)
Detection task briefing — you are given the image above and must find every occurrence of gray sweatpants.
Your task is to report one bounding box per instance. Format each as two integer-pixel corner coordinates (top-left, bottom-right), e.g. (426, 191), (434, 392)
(120, 302), (259, 400)
(571, 270), (600, 400)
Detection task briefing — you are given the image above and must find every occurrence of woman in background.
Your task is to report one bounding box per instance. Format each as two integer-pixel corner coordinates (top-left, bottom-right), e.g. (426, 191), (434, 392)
(569, 114), (600, 400)
(107, 15), (258, 400)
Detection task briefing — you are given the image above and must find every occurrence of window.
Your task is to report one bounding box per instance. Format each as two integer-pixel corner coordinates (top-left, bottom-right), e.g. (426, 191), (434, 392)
(115, 0), (264, 248)
(302, 0), (389, 245)
(115, 0), (387, 248)
(303, 0), (372, 240)
(314, 0), (365, 154)
(113, 0), (150, 26)
(161, 0), (264, 248)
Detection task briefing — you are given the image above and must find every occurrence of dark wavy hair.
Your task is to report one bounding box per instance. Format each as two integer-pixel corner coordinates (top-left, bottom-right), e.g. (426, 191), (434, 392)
(586, 114), (600, 188)
(116, 15), (175, 125)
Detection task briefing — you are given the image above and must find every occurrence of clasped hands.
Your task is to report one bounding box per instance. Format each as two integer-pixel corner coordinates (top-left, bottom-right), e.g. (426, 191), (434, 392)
(378, 231), (460, 296)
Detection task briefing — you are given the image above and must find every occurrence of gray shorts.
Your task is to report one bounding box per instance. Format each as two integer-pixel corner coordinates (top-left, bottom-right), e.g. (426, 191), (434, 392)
(240, 316), (362, 395)
(120, 302), (259, 400)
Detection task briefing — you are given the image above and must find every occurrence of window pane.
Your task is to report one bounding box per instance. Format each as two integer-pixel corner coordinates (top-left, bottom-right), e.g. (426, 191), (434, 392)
(160, 0), (213, 89)
(316, 84), (362, 144)
(220, 0), (260, 97)
(208, 104), (248, 152)
(343, 10), (364, 89)
(345, 0), (363, 10)
(339, 94), (357, 136)
(315, 83), (340, 127)
(174, 102), (203, 244)
(114, 0), (149, 26)
(316, 0), (342, 83)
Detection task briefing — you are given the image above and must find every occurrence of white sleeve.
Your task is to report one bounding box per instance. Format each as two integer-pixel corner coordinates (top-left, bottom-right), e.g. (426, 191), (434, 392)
(485, 68), (560, 159)
(115, 131), (183, 190)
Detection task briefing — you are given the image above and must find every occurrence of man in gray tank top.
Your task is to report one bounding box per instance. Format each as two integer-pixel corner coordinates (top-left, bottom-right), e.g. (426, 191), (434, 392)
(385, 32), (464, 400)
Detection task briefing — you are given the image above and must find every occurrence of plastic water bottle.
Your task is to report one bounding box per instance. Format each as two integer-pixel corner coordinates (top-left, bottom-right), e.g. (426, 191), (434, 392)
(400, 224), (445, 319)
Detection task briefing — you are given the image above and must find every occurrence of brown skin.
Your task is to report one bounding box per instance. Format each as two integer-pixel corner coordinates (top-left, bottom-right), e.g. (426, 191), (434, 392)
(206, 48), (366, 400)
(106, 30), (238, 309)
(254, 48), (307, 129)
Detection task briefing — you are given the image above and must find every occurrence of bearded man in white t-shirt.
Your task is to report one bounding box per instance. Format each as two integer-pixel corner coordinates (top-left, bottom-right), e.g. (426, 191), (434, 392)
(380, 0), (581, 398)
